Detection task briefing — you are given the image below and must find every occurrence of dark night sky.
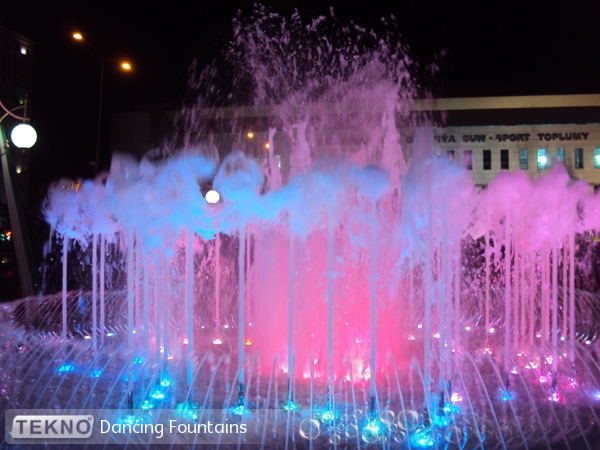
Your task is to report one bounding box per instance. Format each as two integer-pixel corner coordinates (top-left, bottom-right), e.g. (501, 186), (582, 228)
(3, 0), (600, 211)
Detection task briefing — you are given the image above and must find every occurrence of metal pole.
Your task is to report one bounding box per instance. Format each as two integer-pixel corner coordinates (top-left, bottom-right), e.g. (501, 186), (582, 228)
(0, 123), (33, 297)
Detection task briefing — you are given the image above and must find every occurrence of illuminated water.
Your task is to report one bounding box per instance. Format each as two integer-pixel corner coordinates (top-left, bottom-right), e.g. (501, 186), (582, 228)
(3, 7), (600, 449)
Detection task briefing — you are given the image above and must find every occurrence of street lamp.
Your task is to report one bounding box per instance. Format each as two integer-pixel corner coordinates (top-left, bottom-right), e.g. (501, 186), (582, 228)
(0, 99), (36, 297)
(72, 32), (132, 174)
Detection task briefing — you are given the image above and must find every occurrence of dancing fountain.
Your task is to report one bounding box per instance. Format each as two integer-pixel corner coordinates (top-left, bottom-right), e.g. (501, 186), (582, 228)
(2, 7), (600, 449)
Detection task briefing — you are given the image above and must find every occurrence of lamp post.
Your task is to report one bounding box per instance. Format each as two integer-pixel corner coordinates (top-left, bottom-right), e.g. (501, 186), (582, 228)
(0, 99), (36, 298)
(73, 32), (132, 175)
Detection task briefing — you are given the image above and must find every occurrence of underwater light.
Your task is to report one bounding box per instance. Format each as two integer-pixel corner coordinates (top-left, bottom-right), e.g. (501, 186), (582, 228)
(183, 337), (189, 344)
(283, 400), (299, 411)
(58, 364), (75, 373)
(205, 189), (220, 204)
(213, 338), (222, 345)
(230, 405), (249, 416)
(150, 390), (165, 400)
(89, 369), (102, 378)
(244, 339), (252, 346)
(141, 400), (155, 410)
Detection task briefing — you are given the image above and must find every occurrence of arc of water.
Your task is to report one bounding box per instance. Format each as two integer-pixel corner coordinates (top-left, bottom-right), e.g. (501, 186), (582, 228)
(389, 355), (410, 450)
(260, 356), (278, 450)
(485, 353), (530, 450)
(503, 352), (552, 450)
(346, 357), (362, 449)
(463, 353), (508, 450)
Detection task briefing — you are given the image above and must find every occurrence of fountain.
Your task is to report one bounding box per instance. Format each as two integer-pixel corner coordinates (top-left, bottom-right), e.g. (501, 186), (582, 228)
(2, 7), (600, 449)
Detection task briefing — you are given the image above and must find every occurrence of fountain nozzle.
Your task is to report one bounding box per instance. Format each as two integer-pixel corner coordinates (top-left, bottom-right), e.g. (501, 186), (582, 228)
(238, 383), (245, 407)
(127, 391), (134, 409)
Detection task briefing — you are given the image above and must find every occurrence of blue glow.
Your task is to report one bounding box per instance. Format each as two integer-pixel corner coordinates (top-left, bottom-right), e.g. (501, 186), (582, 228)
(141, 400), (155, 410)
(120, 414), (136, 425)
(499, 389), (515, 401)
(123, 373), (138, 382)
(58, 364), (75, 373)
(320, 409), (335, 423)
(106, 332), (115, 337)
(176, 402), (199, 420)
(412, 428), (435, 448)
(365, 419), (382, 435)
(432, 413), (452, 427)
(160, 377), (171, 387)
(283, 400), (299, 411)
(230, 405), (249, 416)
(89, 369), (102, 378)
(133, 357), (144, 364)
(150, 390), (165, 400)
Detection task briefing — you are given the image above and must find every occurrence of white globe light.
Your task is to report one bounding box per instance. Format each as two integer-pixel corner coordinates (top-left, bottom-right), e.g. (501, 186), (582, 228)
(11, 123), (37, 148)
(537, 155), (547, 166)
(205, 189), (220, 204)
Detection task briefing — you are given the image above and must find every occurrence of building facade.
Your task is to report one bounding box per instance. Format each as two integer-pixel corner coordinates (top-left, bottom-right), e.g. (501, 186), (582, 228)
(403, 124), (600, 188)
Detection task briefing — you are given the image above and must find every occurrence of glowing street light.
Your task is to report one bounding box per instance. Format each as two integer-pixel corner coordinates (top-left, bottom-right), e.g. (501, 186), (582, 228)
(72, 31), (132, 174)
(10, 123), (37, 148)
(205, 189), (220, 204)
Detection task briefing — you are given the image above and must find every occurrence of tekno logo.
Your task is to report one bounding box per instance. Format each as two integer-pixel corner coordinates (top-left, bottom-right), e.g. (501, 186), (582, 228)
(11, 415), (94, 439)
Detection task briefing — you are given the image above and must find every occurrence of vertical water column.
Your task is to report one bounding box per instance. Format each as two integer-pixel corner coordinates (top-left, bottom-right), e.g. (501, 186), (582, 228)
(454, 250), (461, 353)
(100, 234), (105, 348)
(514, 244), (520, 351)
(423, 195), (433, 404)
(551, 242), (558, 377)
(127, 230), (135, 393)
(155, 254), (162, 365)
(484, 231), (490, 342)
(326, 207), (335, 413)
(238, 224), (246, 405)
(504, 212), (511, 376)
(569, 231), (575, 365)
(143, 254), (150, 359)
(186, 229), (194, 387)
(562, 240), (568, 337)
(215, 233), (221, 339)
(369, 206), (378, 411)
(62, 236), (68, 341)
(287, 226), (295, 404)
(92, 233), (97, 351)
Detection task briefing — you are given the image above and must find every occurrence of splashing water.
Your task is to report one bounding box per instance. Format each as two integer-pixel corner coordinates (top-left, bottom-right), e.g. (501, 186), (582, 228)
(2, 6), (600, 448)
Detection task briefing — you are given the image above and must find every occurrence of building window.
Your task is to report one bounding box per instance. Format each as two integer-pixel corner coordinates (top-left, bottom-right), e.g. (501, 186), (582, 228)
(595, 149), (600, 169)
(447, 150), (455, 161)
(483, 149), (491, 170)
(537, 149), (547, 170)
(556, 148), (565, 163)
(575, 148), (584, 169)
(500, 149), (509, 170)
(463, 150), (472, 170)
(519, 149), (528, 170)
